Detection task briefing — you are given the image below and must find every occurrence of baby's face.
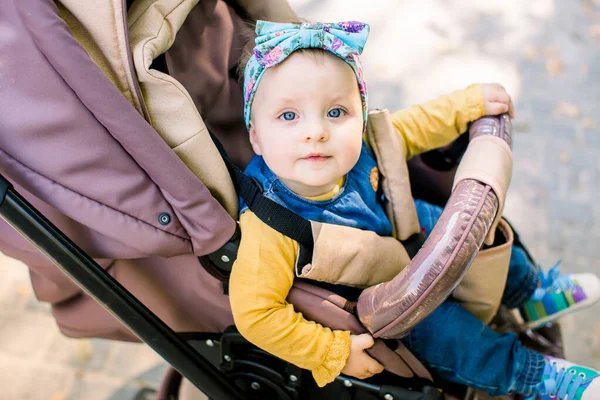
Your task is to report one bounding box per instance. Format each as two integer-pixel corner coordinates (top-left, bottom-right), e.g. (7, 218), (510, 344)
(249, 51), (364, 197)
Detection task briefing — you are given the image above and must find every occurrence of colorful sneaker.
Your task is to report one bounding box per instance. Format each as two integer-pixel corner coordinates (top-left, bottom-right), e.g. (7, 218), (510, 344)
(520, 262), (600, 330)
(530, 356), (600, 399)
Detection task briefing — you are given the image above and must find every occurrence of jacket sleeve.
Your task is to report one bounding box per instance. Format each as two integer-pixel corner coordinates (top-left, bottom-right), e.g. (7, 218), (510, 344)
(391, 83), (487, 159)
(229, 211), (352, 387)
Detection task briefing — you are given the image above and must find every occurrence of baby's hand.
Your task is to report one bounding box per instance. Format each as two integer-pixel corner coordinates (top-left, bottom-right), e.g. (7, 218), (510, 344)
(482, 83), (515, 118)
(341, 334), (384, 379)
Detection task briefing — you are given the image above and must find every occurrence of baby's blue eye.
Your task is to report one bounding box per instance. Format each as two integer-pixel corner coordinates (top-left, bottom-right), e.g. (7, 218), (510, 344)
(280, 111), (297, 121)
(328, 108), (345, 118)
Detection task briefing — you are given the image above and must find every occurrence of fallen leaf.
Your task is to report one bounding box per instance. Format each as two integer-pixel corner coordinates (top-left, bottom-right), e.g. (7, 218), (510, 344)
(525, 46), (538, 60)
(582, 117), (597, 129)
(50, 391), (65, 400)
(553, 102), (580, 118)
(436, 40), (458, 53)
(559, 151), (571, 164)
(590, 24), (600, 39)
(544, 46), (558, 57)
(15, 283), (30, 296)
(75, 339), (93, 362)
(546, 58), (564, 76)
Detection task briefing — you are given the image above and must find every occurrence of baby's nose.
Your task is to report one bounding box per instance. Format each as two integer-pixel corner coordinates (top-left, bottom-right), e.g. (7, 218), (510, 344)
(305, 123), (329, 142)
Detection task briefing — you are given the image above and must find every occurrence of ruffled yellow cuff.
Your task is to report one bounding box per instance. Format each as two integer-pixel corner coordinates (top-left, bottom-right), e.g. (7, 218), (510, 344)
(312, 330), (352, 387)
(464, 83), (487, 121)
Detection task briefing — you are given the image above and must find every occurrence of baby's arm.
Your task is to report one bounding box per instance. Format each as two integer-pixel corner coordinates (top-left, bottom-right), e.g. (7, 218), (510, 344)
(391, 83), (513, 159)
(229, 211), (383, 386)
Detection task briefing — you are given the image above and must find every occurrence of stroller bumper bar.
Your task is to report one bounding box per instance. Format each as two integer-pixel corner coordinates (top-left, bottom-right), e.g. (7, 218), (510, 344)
(357, 115), (513, 338)
(0, 175), (246, 400)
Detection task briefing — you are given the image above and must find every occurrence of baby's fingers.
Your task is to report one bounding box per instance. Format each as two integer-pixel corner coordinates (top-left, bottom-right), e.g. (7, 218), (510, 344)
(486, 102), (510, 116)
(354, 370), (376, 379)
(368, 359), (385, 375)
(353, 333), (375, 350)
(363, 354), (384, 373)
(488, 89), (510, 105)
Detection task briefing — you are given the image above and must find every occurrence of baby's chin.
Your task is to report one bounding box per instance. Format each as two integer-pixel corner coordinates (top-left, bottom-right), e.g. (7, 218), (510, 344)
(299, 170), (351, 188)
(298, 177), (341, 192)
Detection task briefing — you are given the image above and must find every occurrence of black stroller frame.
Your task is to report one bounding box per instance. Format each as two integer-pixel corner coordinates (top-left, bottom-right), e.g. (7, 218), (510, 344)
(0, 175), (444, 400)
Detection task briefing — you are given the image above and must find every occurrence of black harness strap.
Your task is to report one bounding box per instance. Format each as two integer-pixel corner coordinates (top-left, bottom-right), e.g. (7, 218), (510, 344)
(224, 158), (314, 251)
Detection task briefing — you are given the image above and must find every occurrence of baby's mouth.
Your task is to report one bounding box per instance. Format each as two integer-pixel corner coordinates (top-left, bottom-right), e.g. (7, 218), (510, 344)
(303, 153), (330, 162)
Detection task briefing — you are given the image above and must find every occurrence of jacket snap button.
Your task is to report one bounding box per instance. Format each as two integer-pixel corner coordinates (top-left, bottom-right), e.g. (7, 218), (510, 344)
(158, 212), (171, 225)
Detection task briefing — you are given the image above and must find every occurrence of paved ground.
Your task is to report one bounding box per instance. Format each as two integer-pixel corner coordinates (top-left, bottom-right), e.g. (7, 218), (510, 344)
(0, 254), (167, 400)
(1, 0), (599, 398)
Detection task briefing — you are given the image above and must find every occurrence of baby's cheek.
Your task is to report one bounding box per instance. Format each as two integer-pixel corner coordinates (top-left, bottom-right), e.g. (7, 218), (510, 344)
(264, 150), (294, 177)
(344, 141), (362, 163)
(268, 134), (290, 151)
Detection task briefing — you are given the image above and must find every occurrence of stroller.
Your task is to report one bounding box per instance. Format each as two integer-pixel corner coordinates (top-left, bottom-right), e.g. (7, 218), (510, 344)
(0, 0), (564, 399)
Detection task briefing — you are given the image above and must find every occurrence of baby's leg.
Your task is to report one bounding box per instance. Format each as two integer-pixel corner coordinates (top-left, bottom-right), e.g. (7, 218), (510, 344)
(400, 300), (544, 396)
(501, 245), (539, 308)
(402, 300), (600, 398)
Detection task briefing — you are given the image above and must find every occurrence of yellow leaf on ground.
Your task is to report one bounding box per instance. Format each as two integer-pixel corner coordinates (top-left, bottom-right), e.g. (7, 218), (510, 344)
(553, 102), (580, 118)
(544, 46), (558, 57)
(582, 117), (597, 129)
(436, 40), (454, 53)
(546, 58), (564, 76)
(75, 339), (93, 362)
(525, 46), (538, 60)
(15, 283), (30, 296)
(50, 391), (65, 400)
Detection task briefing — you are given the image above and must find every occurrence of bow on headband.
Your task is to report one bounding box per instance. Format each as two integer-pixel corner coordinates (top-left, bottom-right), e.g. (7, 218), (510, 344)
(243, 20), (371, 130)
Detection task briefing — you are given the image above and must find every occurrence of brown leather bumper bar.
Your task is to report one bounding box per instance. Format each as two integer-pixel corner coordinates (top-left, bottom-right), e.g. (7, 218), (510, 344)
(356, 115), (512, 339)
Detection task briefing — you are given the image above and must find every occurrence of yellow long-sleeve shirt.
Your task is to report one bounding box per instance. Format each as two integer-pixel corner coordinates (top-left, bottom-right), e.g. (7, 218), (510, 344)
(229, 84), (487, 387)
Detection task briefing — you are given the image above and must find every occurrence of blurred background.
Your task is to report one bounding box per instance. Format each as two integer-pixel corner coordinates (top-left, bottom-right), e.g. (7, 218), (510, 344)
(1, 0), (599, 398)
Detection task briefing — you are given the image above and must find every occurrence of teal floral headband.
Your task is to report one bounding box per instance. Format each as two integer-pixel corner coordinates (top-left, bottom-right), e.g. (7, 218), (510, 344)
(243, 20), (370, 131)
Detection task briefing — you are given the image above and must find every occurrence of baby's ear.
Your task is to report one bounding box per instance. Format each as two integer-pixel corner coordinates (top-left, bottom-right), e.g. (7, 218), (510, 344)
(248, 122), (262, 155)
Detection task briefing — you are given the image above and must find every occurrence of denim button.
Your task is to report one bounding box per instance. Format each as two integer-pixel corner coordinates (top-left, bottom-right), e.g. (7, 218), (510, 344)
(158, 212), (171, 225)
